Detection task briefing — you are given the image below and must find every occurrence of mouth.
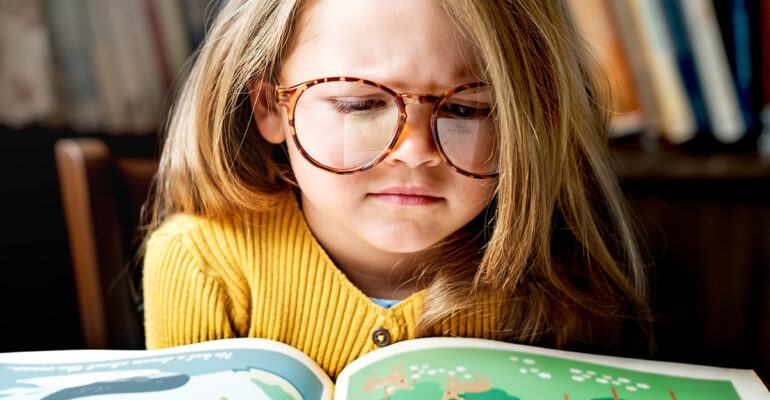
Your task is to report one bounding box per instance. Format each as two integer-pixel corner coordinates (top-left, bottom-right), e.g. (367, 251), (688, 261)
(368, 186), (443, 206)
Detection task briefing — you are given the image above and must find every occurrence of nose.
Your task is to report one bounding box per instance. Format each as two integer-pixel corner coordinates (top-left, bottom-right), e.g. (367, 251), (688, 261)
(384, 103), (442, 169)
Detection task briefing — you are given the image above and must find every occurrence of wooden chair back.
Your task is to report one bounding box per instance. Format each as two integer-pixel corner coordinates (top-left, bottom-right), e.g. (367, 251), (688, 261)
(54, 138), (157, 349)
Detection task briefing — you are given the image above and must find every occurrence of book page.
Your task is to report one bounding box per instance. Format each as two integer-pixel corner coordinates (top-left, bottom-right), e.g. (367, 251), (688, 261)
(0, 338), (332, 400)
(336, 337), (768, 400)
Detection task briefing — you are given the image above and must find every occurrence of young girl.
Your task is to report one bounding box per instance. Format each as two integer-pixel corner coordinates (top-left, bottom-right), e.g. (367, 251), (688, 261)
(142, 0), (653, 378)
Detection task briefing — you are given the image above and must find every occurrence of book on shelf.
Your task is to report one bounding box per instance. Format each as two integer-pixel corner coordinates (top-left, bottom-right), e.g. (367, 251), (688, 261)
(762, 0), (770, 110)
(658, 0), (710, 136)
(41, 0), (105, 133)
(0, 337), (767, 399)
(145, 0), (194, 91)
(713, 0), (756, 132)
(564, 0), (645, 138)
(605, 0), (660, 144)
(81, 0), (128, 133)
(99, 0), (165, 134)
(678, 0), (746, 144)
(0, 0), (57, 128)
(623, 0), (697, 145)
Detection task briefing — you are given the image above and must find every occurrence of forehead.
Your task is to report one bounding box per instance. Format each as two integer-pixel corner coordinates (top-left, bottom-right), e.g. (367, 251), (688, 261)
(280, 0), (477, 92)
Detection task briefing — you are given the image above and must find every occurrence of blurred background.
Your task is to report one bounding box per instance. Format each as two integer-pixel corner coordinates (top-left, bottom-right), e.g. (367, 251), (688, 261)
(0, 0), (768, 384)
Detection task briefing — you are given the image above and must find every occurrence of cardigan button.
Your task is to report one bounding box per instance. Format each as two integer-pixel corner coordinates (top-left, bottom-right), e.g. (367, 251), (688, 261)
(372, 328), (392, 347)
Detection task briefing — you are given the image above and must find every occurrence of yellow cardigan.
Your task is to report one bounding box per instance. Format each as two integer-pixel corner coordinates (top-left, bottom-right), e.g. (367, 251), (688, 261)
(143, 194), (498, 378)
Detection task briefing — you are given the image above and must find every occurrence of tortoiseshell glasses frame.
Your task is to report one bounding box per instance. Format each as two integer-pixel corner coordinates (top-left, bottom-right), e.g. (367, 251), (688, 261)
(274, 76), (498, 179)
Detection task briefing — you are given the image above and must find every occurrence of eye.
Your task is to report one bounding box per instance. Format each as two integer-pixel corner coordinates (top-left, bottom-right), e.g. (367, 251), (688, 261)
(440, 102), (491, 119)
(330, 98), (388, 113)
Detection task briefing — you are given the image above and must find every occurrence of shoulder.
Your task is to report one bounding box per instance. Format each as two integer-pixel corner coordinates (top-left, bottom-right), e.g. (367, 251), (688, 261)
(145, 213), (234, 260)
(148, 213), (209, 242)
(145, 193), (304, 264)
(143, 213), (234, 281)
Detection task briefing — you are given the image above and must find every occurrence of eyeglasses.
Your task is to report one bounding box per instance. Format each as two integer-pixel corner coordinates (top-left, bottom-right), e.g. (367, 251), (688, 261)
(274, 77), (499, 178)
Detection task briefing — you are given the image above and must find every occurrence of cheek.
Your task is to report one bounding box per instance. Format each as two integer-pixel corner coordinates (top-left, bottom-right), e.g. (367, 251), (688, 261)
(287, 139), (363, 203)
(455, 177), (498, 214)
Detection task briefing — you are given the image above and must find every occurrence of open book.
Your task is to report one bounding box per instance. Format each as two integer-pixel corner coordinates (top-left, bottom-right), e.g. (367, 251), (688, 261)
(0, 337), (767, 399)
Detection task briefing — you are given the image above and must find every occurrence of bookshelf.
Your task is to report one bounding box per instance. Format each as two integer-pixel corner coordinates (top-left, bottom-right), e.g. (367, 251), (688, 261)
(612, 142), (770, 181)
(0, 0), (768, 385)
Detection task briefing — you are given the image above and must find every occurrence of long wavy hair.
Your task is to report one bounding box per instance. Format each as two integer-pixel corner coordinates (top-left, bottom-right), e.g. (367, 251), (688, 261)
(145, 0), (653, 354)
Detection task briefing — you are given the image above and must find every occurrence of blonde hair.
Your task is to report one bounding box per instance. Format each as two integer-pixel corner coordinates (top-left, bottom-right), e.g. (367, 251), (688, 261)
(147, 0), (653, 353)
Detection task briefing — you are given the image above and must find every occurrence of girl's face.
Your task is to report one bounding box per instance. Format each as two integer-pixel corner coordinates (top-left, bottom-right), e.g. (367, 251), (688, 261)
(256, 0), (497, 276)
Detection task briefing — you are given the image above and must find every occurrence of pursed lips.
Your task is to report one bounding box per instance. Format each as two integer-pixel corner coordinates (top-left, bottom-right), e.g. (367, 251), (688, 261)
(367, 186), (443, 205)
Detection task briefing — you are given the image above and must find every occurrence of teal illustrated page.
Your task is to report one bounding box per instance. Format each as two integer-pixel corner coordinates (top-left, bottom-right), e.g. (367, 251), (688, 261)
(0, 348), (326, 400)
(342, 347), (741, 400)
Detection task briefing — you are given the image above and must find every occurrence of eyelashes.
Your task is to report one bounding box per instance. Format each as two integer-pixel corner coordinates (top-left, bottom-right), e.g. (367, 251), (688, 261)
(329, 98), (389, 113)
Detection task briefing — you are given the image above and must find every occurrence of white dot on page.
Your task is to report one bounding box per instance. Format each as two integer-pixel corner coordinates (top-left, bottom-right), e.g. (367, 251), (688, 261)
(519, 368), (528, 374)
(523, 359), (536, 365)
(539, 372), (552, 379)
(627, 386), (638, 392)
(509, 356), (519, 361)
(410, 365), (418, 371)
(464, 374), (472, 379)
(618, 378), (630, 383)
(570, 368), (582, 374)
(572, 376), (584, 382)
(637, 383), (650, 389)
(529, 368), (539, 373)
(456, 366), (466, 372)
(596, 378), (609, 384)
(428, 370), (436, 375)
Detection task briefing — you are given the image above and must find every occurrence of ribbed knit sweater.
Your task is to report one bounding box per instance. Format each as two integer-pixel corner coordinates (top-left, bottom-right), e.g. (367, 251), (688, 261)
(143, 194), (498, 378)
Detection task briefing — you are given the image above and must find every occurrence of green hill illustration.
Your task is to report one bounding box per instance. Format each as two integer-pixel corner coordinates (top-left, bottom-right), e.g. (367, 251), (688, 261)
(236, 368), (302, 400)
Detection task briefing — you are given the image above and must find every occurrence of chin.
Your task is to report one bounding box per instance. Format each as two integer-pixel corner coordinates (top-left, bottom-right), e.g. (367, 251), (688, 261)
(368, 231), (443, 255)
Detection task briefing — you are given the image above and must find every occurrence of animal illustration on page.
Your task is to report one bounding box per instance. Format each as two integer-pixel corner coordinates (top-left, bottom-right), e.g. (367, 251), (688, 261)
(361, 362), (415, 400)
(440, 372), (493, 400)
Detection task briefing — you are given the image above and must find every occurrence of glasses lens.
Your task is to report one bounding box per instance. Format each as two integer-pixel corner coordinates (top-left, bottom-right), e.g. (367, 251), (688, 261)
(435, 86), (498, 175)
(293, 81), (399, 170)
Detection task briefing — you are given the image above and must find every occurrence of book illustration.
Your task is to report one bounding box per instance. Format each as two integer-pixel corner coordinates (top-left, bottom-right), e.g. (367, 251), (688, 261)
(361, 363), (414, 399)
(356, 360), (518, 400)
(440, 373), (492, 400)
(20, 371), (190, 399)
(236, 368), (303, 400)
(344, 347), (743, 400)
(0, 348), (326, 400)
